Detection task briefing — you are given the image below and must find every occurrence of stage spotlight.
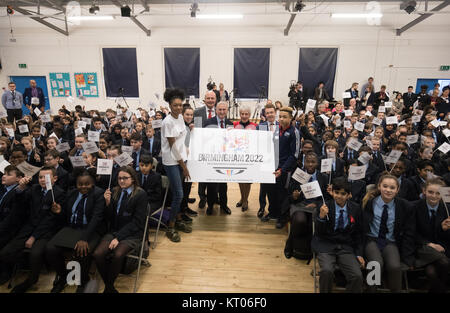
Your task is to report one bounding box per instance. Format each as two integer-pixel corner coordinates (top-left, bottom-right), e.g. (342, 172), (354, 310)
(400, 0), (416, 14)
(89, 4), (100, 14)
(121, 5), (131, 17)
(294, 0), (305, 12)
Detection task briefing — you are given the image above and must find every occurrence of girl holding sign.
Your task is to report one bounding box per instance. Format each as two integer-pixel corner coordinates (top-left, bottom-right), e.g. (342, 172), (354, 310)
(413, 178), (450, 293)
(46, 169), (106, 293)
(93, 166), (148, 293)
(362, 173), (415, 292)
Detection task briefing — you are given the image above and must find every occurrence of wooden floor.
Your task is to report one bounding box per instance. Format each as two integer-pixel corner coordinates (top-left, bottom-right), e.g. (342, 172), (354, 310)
(0, 183), (314, 293)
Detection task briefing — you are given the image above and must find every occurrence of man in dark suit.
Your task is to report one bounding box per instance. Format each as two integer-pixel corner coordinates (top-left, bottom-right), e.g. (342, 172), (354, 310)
(402, 86), (417, 114)
(130, 133), (150, 173)
(312, 178), (364, 293)
(0, 167), (65, 293)
(203, 101), (233, 215)
(23, 80), (46, 112)
(194, 91), (217, 209)
(374, 85), (390, 110)
(257, 103), (279, 218)
(313, 81), (330, 102)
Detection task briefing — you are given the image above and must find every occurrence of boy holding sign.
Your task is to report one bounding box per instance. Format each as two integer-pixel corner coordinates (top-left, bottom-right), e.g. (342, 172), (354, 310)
(0, 166), (65, 293)
(283, 152), (330, 260)
(312, 177), (364, 293)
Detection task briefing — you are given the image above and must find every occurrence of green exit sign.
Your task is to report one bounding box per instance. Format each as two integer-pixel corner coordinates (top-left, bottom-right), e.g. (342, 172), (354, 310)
(440, 65), (450, 71)
(18, 64), (27, 69)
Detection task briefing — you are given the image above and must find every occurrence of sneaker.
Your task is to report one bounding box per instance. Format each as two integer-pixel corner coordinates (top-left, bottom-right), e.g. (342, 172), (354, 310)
(166, 228), (181, 242)
(185, 207), (198, 217)
(175, 220), (192, 233)
(181, 214), (193, 224)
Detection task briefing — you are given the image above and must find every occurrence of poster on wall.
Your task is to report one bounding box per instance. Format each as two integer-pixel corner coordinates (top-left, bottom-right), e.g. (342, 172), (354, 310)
(49, 72), (72, 97)
(74, 72), (99, 98)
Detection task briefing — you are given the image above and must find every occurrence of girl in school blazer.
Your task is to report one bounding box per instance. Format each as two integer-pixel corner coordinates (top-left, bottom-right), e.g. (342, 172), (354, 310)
(93, 166), (148, 293)
(361, 173), (416, 292)
(45, 168), (106, 293)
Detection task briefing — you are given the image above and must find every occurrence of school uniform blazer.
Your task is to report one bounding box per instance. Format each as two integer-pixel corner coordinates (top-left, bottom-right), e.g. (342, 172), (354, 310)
(349, 179), (367, 205)
(410, 176), (425, 201)
(137, 171), (162, 210)
(97, 165), (120, 191)
(397, 176), (417, 202)
(312, 200), (364, 256)
(59, 187), (106, 242)
(106, 187), (148, 241)
(362, 197), (416, 266)
(15, 184), (65, 240)
(27, 150), (43, 167)
(319, 155), (345, 179)
(141, 135), (161, 159)
(413, 199), (448, 249)
(286, 170), (331, 207)
(56, 165), (69, 191)
(0, 185), (25, 237)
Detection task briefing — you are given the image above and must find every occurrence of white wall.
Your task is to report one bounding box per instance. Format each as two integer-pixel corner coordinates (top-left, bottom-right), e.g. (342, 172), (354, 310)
(0, 24), (449, 112)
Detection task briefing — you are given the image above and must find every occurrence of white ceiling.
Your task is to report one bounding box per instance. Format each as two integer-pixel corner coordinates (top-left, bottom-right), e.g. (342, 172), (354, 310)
(0, 2), (449, 32)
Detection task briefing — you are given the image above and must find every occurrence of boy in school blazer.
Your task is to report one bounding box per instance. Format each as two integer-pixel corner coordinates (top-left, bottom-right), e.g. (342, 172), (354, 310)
(312, 177), (364, 293)
(137, 154), (162, 210)
(0, 166), (65, 293)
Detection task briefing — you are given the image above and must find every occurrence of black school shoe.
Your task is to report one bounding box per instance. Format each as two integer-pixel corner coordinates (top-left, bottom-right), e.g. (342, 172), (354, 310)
(185, 207), (198, 217)
(11, 279), (34, 293)
(181, 213), (193, 224)
(51, 275), (67, 293)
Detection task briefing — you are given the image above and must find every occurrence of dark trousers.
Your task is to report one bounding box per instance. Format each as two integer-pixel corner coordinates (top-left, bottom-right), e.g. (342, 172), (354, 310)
(7, 109), (22, 123)
(0, 233), (49, 284)
(424, 257), (449, 293)
(198, 183), (207, 201)
(365, 240), (402, 292)
(317, 251), (363, 293)
(181, 181), (192, 212)
(267, 171), (289, 218)
(259, 183), (268, 210)
(206, 183), (227, 209)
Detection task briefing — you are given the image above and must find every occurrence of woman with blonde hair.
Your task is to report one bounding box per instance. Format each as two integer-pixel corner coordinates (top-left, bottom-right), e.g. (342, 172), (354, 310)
(233, 105), (257, 212)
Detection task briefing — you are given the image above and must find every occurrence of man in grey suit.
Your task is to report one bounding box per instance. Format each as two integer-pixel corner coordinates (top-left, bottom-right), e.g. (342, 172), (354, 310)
(2, 82), (23, 123)
(193, 90), (217, 209)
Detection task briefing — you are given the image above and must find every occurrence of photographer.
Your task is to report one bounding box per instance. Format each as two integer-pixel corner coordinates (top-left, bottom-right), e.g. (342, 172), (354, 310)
(288, 81), (305, 109)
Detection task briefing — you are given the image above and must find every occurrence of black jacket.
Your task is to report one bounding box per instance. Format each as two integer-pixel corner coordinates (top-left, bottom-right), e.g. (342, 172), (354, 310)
(106, 187), (148, 241)
(59, 186), (106, 241)
(0, 185), (24, 239)
(137, 171), (162, 209)
(362, 197), (416, 266)
(15, 184), (66, 240)
(312, 200), (364, 256)
(413, 199), (449, 250)
(141, 134), (161, 159)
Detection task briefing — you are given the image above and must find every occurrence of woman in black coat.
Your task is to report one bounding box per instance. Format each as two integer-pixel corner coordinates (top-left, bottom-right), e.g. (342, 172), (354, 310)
(92, 166), (148, 293)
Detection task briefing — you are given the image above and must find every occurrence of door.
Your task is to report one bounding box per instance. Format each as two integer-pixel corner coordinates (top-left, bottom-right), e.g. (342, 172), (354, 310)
(9, 76), (50, 115)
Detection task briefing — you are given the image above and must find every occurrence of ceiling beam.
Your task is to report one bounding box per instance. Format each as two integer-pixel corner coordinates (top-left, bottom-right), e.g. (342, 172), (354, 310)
(396, 0), (450, 35)
(110, 0), (151, 36)
(283, 13), (296, 36)
(11, 5), (69, 36)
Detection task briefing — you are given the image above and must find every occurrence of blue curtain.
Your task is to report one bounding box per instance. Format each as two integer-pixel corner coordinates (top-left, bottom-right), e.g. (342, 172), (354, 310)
(102, 48), (139, 97)
(298, 48), (338, 99)
(164, 48), (200, 98)
(234, 48), (270, 99)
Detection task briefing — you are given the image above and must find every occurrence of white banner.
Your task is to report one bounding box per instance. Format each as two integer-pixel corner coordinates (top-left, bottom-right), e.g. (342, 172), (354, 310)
(187, 128), (275, 183)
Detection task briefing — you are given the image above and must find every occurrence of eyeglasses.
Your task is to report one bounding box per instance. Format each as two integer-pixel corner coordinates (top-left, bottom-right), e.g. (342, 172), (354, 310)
(118, 176), (131, 181)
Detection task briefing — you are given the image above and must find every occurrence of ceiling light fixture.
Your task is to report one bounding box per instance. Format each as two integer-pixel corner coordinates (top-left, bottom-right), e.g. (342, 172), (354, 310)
(121, 5), (131, 17)
(89, 4), (100, 14)
(294, 0), (305, 12)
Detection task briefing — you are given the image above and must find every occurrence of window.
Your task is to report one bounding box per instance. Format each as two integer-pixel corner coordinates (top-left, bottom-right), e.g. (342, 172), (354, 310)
(102, 48), (139, 98)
